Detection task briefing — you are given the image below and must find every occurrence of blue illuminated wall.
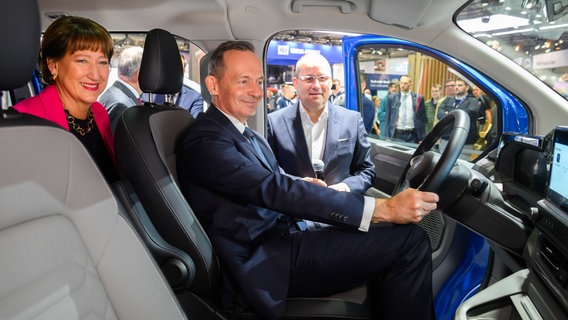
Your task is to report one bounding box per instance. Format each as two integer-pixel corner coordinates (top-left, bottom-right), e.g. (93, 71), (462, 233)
(266, 41), (343, 66)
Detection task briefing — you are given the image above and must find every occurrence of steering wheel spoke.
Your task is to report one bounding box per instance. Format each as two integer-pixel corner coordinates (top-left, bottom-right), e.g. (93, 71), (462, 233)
(393, 109), (470, 194)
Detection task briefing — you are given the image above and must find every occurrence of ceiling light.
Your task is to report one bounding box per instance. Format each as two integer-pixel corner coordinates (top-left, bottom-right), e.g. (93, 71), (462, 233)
(490, 27), (535, 36)
(458, 14), (539, 33)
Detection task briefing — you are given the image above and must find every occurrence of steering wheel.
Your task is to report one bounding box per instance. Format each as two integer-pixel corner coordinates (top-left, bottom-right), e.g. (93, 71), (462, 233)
(392, 109), (470, 195)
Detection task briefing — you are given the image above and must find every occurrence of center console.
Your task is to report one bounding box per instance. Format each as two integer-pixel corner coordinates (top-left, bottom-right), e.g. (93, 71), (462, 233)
(455, 127), (568, 319)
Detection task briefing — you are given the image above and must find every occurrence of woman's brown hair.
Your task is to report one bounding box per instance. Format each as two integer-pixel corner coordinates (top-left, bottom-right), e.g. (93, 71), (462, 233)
(40, 16), (113, 85)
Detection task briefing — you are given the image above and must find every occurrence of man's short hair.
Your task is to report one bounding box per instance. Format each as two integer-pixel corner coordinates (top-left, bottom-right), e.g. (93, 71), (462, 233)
(208, 41), (255, 78)
(455, 78), (468, 86)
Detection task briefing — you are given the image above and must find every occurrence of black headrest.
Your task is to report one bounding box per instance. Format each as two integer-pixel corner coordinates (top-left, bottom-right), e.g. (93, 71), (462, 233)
(0, 0), (40, 90)
(139, 29), (183, 95)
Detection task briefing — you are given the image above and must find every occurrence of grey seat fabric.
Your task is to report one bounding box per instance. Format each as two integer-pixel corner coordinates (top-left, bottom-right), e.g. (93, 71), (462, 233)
(0, 1), (187, 319)
(115, 29), (218, 314)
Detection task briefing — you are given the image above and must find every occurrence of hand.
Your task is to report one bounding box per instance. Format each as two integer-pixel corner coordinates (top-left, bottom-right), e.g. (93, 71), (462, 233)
(328, 183), (350, 192)
(302, 177), (327, 187)
(372, 188), (438, 224)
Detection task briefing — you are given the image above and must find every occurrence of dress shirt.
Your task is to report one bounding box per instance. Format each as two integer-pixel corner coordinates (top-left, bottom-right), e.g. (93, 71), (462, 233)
(396, 92), (415, 130)
(299, 103), (328, 162)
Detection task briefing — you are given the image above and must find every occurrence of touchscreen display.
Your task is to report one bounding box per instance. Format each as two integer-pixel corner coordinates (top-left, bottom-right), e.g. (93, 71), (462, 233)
(547, 127), (568, 213)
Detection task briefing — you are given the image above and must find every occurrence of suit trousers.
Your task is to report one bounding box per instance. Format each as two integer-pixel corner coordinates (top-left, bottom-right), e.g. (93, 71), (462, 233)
(287, 223), (435, 320)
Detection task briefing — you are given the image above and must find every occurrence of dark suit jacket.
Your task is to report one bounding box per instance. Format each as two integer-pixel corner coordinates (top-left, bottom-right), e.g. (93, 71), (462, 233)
(385, 92), (427, 140)
(436, 95), (480, 144)
(98, 81), (140, 133)
(178, 106), (366, 319)
(361, 94), (376, 134)
(276, 96), (292, 110)
(266, 102), (375, 194)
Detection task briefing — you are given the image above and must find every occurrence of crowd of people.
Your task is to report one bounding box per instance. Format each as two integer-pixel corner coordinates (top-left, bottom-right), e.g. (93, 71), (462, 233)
(269, 72), (495, 154)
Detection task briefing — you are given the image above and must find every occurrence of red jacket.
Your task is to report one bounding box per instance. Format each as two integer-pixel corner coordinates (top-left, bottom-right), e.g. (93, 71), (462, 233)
(13, 85), (116, 164)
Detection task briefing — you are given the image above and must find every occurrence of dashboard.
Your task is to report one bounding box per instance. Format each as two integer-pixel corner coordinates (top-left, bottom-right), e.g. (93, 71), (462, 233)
(531, 128), (568, 314)
(454, 127), (568, 319)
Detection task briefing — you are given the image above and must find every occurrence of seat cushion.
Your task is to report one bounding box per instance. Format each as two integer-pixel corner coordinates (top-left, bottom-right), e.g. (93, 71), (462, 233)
(0, 215), (117, 319)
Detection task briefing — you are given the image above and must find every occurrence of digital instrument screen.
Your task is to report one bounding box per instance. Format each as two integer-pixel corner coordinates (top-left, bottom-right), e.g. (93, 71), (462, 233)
(547, 127), (568, 213)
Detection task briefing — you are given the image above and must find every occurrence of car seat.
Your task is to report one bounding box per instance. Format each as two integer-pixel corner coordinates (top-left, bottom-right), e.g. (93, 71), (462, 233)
(0, 2), (187, 319)
(114, 28), (371, 319)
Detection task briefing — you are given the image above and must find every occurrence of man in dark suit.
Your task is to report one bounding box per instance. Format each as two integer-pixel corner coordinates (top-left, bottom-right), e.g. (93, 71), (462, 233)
(362, 91), (376, 135)
(99, 46), (144, 133)
(267, 53), (374, 195)
(437, 78), (480, 152)
(275, 82), (295, 110)
(384, 74), (427, 143)
(328, 78), (343, 104)
(178, 41), (439, 320)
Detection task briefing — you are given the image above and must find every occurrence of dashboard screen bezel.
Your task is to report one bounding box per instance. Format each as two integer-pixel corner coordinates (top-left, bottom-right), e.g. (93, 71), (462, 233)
(546, 127), (568, 214)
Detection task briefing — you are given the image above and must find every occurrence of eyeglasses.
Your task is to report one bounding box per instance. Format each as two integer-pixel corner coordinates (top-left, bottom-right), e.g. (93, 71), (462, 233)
(445, 84), (455, 87)
(297, 74), (330, 84)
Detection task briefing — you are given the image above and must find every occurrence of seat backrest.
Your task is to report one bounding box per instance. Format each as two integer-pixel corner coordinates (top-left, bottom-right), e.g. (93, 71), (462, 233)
(0, 3), (186, 319)
(114, 29), (220, 302)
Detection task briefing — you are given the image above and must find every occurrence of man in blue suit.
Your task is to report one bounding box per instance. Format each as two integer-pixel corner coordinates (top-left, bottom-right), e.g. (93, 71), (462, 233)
(178, 41), (439, 320)
(174, 84), (204, 118)
(267, 53), (374, 195)
(384, 75), (427, 143)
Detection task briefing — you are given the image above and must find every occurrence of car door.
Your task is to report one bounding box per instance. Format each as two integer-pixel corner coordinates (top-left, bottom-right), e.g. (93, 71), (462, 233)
(341, 34), (531, 319)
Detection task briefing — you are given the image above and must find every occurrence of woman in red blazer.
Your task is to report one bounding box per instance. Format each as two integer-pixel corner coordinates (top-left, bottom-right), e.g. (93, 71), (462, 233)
(14, 16), (118, 183)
